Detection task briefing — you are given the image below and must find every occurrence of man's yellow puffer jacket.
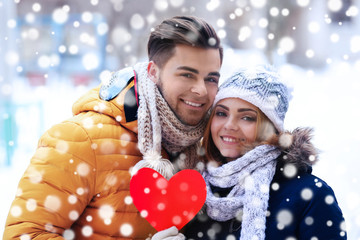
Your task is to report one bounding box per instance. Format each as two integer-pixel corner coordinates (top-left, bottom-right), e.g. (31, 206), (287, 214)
(4, 76), (159, 239)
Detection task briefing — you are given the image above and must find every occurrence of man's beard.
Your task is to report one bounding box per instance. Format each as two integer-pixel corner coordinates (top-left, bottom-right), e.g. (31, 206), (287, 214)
(156, 77), (186, 124)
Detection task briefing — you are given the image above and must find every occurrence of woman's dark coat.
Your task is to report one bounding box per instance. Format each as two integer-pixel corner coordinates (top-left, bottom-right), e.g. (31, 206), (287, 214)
(184, 128), (347, 240)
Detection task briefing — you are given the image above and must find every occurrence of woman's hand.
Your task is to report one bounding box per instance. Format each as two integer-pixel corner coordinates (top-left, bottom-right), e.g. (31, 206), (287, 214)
(151, 226), (185, 240)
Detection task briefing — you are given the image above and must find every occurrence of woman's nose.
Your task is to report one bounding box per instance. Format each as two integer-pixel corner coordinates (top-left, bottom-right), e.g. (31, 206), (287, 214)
(224, 117), (238, 131)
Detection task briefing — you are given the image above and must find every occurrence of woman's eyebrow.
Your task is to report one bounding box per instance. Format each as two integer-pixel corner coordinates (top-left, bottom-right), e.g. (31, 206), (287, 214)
(238, 108), (257, 113)
(216, 104), (257, 114)
(216, 104), (229, 111)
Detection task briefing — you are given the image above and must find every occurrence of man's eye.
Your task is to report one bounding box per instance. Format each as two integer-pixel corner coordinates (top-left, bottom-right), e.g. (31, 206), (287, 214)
(181, 73), (193, 78)
(206, 77), (219, 84)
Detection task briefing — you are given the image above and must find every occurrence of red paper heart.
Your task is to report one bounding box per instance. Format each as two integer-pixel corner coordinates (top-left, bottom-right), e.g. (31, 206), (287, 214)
(130, 168), (206, 231)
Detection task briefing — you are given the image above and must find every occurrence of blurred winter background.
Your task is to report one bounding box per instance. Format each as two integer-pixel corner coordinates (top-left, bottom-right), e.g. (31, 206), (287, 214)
(1, 0), (360, 238)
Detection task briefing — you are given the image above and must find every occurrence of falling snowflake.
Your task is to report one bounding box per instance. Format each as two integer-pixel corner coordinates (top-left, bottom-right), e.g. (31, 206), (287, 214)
(283, 163), (297, 178)
(120, 223), (133, 236)
(63, 229), (75, 240)
(276, 209), (293, 229)
(81, 225), (93, 237)
(56, 140), (69, 154)
(20, 234), (31, 240)
(300, 188), (313, 201)
(44, 195), (62, 212)
(10, 205), (22, 217)
(26, 198), (37, 212)
(69, 210), (79, 221)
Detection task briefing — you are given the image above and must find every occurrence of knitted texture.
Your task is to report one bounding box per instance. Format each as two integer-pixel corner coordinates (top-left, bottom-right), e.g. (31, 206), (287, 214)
(132, 62), (208, 179)
(214, 65), (289, 132)
(204, 145), (281, 240)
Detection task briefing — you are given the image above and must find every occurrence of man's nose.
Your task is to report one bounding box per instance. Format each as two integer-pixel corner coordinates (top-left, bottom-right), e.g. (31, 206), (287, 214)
(190, 80), (207, 96)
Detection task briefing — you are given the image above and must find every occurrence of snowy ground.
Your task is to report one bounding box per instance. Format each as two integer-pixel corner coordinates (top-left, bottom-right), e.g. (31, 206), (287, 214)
(1, 50), (360, 239)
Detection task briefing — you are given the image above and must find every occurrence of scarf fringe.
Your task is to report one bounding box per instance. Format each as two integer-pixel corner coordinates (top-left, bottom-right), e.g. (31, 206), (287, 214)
(131, 158), (175, 181)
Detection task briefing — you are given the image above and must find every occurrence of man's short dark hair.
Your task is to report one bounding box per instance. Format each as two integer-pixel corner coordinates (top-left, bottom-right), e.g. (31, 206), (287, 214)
(147, 16), (223, 68)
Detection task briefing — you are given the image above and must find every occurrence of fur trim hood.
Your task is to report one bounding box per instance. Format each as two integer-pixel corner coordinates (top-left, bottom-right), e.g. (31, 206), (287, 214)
(278, 127), (319, 172)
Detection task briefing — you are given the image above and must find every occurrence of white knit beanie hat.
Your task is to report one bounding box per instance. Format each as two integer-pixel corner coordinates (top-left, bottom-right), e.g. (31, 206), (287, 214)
(214, 65), (289, 132)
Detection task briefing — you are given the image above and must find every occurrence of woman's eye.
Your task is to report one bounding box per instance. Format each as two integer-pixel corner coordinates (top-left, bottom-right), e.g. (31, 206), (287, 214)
(242, 116), (256, 122)
(215, 111), (226, 117)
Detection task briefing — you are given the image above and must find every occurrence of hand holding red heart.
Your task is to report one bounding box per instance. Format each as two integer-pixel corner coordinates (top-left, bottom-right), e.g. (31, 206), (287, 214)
(151, 226), (185, 240)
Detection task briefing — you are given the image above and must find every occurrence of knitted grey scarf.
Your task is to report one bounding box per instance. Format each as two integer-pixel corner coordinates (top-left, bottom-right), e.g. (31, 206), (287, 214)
(131, 62), (208, 179)
(204, 145), (281, 240)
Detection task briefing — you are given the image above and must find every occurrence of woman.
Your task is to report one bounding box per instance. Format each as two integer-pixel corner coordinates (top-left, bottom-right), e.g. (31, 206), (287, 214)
(182, 66), (347, 240)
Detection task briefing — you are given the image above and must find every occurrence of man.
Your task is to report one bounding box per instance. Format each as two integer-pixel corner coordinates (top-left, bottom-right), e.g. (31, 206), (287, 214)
(3, 16), (223, 239)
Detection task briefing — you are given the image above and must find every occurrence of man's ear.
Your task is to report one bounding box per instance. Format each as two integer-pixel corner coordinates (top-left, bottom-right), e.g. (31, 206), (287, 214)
(147, 61), (160, 83)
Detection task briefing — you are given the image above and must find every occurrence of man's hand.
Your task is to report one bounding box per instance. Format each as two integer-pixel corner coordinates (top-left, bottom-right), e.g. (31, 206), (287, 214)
(151, 226), (185, 240)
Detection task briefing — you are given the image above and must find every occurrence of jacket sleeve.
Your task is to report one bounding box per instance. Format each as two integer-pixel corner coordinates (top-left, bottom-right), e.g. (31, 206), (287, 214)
(298, 180), (347, 240)
(3, 121), (97, 239)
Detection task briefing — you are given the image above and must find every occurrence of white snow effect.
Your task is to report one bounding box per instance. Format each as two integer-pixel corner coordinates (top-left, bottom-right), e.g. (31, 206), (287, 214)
(99, 204), (115, 221)
(1, 54), (360, 238)
(276, 209), (293, 228)
(300, 188), (314, 201)
(119, 223), (133, 237)
(1, 1), (360, 239)
(20, 234), (31, 240)
(26, 198), (37, 212)
(52, 8), (69, 24)
(283, 163), (297, 178)
(44, 195), (62, 212)
(76, 162), (90, 177)
(81, 225), (93, 237)
(63, 229), (75, 239)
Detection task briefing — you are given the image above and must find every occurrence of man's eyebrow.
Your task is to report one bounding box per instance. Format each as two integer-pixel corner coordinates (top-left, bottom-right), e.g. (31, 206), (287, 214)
(177, 66), (220, 77)
(177, 66), (199, 74)
(208, 72), (220, 77)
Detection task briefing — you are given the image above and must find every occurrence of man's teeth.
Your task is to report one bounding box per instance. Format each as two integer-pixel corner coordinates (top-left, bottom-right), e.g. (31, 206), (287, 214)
(184, 100), (202, 107)
(222, 137), (238, 142)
